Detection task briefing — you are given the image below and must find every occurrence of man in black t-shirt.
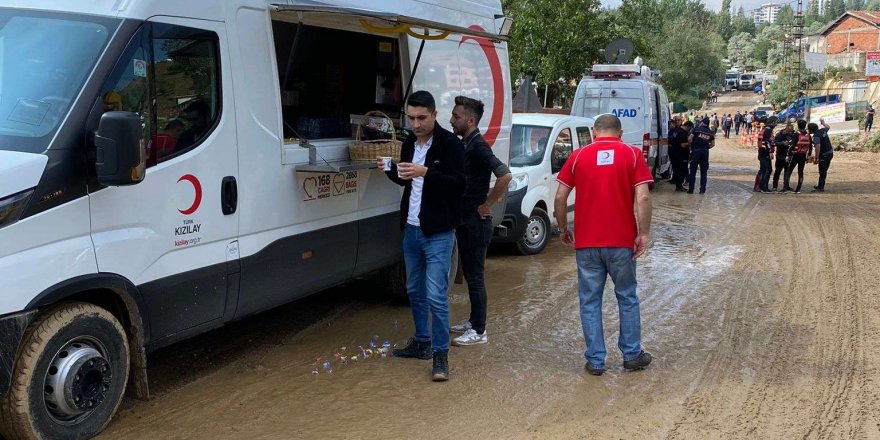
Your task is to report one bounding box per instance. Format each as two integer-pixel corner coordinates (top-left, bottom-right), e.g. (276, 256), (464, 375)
(757, 121), (775, 193)
(809, 118), (833, 192)
(865, 106), (874, 133)
(668, 118), (691, 192)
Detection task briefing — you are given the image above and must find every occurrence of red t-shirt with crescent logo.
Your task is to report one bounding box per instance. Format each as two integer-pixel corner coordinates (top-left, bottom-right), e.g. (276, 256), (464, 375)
(556, 137), (653, 249)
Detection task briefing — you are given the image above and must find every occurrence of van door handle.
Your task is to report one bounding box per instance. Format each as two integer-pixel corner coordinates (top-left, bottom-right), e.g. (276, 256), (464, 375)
(221, 176), (237, 215)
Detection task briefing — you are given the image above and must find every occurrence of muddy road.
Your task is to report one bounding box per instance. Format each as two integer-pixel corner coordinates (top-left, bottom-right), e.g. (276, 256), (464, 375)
(100, 93), (880, 439)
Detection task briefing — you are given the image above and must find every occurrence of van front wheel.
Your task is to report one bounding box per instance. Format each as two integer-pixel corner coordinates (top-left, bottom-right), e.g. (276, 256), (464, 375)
(515, 208), (551, 255)
(0, 303), (130, 440)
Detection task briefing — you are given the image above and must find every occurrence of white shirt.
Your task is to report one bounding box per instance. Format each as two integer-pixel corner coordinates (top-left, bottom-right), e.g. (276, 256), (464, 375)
(406, 136), (432, 226)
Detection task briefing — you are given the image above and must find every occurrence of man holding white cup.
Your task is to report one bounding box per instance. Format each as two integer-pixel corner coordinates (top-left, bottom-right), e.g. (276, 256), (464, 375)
(375, 90), (465, 381)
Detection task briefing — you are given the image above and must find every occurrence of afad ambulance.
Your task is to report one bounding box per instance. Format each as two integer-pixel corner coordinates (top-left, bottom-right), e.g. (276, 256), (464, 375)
(571, 63), (671, 180)
(0, 1), (511, 438)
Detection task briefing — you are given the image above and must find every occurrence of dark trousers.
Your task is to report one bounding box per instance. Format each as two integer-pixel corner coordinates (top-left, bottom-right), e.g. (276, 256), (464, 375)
(455, 216), (493, 334)
(866, 119), (873, 132)
(734, 123), (740, 135)
(772, 156), (787, 189)
(688, 149), (709, 192)
(817, 155), (833, 190)
(784, 154), (807, 192)
(758, 157), (772, 191)
(673, 157), (689, 189)
(723, 127), (731, 138)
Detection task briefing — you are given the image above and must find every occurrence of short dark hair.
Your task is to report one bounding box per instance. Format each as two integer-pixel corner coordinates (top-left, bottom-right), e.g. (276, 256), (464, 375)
(454, 96), (484, 124)
(407, 90), (436, 112)
(797, 119), (807, 130)
(807, 122), (819, 133)
(593, 114), (622, 133)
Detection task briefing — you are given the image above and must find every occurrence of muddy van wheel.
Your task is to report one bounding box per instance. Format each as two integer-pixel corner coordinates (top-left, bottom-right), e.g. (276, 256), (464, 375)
(515, 208), (550, 255)
(0, 303), (129, 440)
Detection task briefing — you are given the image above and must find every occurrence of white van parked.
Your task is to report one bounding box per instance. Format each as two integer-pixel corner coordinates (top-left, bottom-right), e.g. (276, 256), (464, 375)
(0, 1), (512, 438)
(493, 114), (593, 255)
(571, 63), (670, 180)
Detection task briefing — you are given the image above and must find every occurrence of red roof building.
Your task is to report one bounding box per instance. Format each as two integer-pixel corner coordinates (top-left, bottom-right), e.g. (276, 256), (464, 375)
(821, 11), (880, 54)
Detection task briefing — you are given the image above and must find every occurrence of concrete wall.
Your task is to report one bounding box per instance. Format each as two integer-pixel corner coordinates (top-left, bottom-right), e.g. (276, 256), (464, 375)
(826, 52), (866, 72)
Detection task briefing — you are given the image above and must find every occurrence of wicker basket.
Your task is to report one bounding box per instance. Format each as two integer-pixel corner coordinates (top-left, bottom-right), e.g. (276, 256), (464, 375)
(348, 111), (402, 161)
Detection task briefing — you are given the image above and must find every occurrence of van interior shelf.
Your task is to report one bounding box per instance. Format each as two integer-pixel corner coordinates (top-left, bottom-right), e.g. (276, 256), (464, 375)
(294, 160), (378, 173)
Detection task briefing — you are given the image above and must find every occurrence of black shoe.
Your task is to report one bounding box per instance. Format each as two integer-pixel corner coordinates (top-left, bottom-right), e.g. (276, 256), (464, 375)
(811, 188), (824, 193)
(686, 190), (694, 194)
(675, 187), (687, 192)
(585, 363), (605, 376)
(623, 351), (653, 371)
(393, 339), (432, 360)
(432, 350), (449, 381)
(699, 189), (706, 194)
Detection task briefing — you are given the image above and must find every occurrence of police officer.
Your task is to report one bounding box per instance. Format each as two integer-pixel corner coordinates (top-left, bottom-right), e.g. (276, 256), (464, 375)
(809, 118), (833, 192)
(687, 117), (714, 194)
(757, 119), (775, 193)
(772, 122), (796, 191)
(668, 118), (690, 191)
(782, 120), (811, 194)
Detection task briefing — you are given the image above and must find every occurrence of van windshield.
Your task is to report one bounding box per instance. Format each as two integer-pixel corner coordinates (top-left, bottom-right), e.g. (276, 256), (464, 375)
(510, 124), (553, 168)
(0, 9), (118, 153)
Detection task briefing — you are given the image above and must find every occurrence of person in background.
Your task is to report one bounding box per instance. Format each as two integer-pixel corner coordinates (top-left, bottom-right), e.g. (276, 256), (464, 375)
(378, 90), (465, 382)
(722, 114), (732, 138)
(734, 111), (743, 136)
(687, 117), (714, 194)
(809, 118), (833, 192)
(782, 119), (811, 194)
(448, 96), (512, 346)
(772, 122), (796, 191)
(757, 120), (775, 193)
(865, 105), (875, 133)
(553, 114), (654, 376)
(669, 118), (691, 192)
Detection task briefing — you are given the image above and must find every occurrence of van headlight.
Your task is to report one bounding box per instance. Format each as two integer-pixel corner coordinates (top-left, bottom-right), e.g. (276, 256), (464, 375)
(508, 173), (528, 192)
(0, 189), (33, 229)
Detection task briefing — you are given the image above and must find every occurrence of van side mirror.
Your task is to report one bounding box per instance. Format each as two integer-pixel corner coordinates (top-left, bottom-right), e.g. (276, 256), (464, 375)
(95, 111), (146, 186)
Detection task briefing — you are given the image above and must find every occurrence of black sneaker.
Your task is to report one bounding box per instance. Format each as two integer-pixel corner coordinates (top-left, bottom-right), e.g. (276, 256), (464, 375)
(393, 339), (432, 360)
(623, 351), (653, 371)
(432, 350), (449, 381)
(585, 363), (605, 376)
(686, 190), (694, 194)
(699, 189), (706, 194)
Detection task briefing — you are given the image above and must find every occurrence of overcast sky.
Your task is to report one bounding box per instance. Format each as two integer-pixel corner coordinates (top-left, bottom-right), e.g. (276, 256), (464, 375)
(599, 0), (799, 13)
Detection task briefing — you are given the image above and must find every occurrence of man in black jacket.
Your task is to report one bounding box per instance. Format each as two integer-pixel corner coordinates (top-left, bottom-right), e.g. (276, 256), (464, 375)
(377, 91), (465, 381)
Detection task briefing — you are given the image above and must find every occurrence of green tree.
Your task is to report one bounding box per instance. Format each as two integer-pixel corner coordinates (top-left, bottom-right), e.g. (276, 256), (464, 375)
(825, 0), (846, 20)
(728, 31), (756, 65)
(806, 0), (822, 24)
(502, 0), (607, 87)
(716, 0), (734, 39)
(846, 0), (865, 10)
(732, 14), (757, 36)
(650, 16), (725, 109)
(776, 5), (795, 24)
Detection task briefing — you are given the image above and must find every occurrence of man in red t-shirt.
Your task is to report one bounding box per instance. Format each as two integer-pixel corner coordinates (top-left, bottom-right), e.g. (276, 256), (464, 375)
(554, 114), (654, 376)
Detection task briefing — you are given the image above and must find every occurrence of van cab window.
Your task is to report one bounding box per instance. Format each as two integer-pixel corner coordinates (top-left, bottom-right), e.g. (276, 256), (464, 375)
(0, 10), (117, 153)
(510, 124), (552, 167)
(100, 23), (221, 166)
(551, 128), (573, 174)
(576, 126), (592, 147)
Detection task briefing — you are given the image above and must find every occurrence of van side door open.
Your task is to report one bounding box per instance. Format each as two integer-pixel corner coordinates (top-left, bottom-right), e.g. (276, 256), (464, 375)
(88, 18), (239, 346)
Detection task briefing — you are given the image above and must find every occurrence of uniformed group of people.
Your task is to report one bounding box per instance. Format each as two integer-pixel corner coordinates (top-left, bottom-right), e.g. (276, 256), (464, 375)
(754, 117), (834, 193)
(667, 115), (834, 195)
(668, 116), (714, 194)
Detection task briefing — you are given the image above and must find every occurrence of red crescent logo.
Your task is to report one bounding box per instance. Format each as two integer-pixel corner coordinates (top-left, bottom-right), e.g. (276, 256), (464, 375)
(177, 174), (202, 215)
(460, 25), (504, 147)
(601, 152), (610, 159)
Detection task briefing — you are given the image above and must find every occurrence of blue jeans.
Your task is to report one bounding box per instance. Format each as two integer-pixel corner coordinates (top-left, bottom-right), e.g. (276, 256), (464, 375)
(403, 224), (455, 352)
(575, 248), (643, 368)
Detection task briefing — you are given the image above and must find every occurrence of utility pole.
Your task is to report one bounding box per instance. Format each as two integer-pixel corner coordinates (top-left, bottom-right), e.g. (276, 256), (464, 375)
(792, 0), (805, 95)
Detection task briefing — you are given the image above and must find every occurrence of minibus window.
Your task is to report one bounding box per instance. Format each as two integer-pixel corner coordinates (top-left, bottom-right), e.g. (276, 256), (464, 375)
(0, 10), (116, 153)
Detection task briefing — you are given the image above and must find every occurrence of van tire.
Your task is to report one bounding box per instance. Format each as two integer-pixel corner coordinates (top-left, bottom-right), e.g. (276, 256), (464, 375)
(515, 208), (551, 255)
(0, 303), (129, 440)
(380, 239), (459, 304)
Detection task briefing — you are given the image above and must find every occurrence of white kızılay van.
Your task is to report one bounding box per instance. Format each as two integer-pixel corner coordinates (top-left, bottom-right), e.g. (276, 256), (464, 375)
(0, 1), (512, 438)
